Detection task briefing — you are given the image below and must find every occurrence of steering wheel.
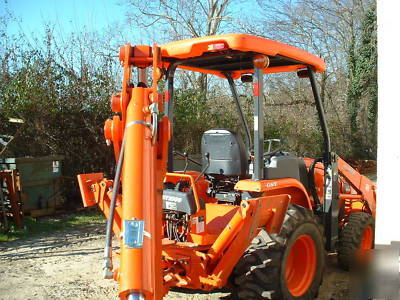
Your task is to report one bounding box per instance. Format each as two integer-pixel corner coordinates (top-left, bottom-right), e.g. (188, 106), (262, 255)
(263, 138), (282, 159)
(263, 148), (282, 158)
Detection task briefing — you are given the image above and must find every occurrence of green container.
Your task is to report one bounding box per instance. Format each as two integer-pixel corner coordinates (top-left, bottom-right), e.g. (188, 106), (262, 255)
(0, 156), (64, 212)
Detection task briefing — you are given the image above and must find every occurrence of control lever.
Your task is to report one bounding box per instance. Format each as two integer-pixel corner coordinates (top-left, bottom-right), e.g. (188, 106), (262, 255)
(195, 152), (210, 183)
(173, 150), (202, 166)
(176, 152), (189, 191)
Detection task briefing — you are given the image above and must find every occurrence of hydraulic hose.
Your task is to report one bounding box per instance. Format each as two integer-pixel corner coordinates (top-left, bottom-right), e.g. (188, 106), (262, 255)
(103, 132), (126, 278)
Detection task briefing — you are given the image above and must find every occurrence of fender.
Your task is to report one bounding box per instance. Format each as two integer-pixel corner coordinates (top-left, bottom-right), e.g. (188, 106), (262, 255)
(235, 177), (313, 209)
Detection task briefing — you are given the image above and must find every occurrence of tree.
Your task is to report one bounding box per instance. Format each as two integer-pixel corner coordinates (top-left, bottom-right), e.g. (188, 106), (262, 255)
(126, 0), (234, 39)
(347, 3), (377, 158)
(242, 0), (376, 158)
(0, 24), (121, 203)
(124, 0), (236, 93)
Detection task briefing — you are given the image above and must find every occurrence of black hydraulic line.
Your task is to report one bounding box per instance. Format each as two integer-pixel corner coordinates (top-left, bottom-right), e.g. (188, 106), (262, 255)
(307, 67), (331, 164)
(226, 73), (252, 150)
(104, 132), (126, 275)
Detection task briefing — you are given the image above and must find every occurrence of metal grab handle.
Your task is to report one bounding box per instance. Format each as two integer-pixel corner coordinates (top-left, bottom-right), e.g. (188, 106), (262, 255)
(149, 103), (159, 146)
(125, 103), (159, 146)
(151, 112), (157, 145)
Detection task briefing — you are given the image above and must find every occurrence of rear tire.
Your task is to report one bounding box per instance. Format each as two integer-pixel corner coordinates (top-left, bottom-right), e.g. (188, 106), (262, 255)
(338, 212), (374, 270)
(231, 204), (325, 300)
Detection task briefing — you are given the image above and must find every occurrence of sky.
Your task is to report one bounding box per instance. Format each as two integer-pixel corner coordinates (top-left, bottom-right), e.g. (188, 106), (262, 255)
(2, 0), (125, 36)
(0, 0), (260, 44)
(0, 0), (258, 45)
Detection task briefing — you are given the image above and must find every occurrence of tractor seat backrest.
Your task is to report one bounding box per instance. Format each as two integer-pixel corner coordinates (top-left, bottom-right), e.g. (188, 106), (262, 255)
(264, 153), (309, 190)
(201, 129), (248, 177)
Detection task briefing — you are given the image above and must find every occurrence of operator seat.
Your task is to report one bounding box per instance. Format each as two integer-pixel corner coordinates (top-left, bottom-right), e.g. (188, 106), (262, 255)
(264, 153), (310, 190)
(201, 129), (248, 177)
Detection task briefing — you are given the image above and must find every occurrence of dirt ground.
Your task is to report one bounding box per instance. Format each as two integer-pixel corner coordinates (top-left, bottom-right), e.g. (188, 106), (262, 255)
(0, 222), (351, 300)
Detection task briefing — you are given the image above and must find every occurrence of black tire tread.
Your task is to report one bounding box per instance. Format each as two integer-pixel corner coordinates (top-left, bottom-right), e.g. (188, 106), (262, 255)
(231, 204), (324, 300)
(337, 212), (374, 270)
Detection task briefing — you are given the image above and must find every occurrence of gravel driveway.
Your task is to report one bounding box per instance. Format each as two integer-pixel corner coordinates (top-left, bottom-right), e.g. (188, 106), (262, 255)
(0, 221), (352, 300)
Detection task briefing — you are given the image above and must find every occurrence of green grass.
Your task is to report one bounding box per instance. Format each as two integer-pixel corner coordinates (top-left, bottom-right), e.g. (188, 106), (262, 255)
(0, 209), (105, 242)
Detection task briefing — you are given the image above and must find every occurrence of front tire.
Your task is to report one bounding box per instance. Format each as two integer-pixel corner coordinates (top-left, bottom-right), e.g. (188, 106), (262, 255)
(232, 205), (325, 300)
(338, 212), (374, 270)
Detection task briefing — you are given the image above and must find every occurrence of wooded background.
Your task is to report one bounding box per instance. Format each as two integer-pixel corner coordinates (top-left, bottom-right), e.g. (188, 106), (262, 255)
(0, 0), (377, 201)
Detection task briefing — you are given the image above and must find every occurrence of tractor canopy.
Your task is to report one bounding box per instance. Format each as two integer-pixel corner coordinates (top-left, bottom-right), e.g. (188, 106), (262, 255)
(160, 33), (326, 79)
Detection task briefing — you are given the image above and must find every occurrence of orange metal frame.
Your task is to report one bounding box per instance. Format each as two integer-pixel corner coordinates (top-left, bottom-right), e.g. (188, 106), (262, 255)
(77, 34), (375, 299)
(160, 34), (326, 78)
(0, 170), (23, 228)
(302, 157), (376, 222)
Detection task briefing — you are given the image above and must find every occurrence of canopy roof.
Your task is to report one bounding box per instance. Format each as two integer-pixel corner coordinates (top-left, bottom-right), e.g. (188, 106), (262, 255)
(160, 34), (325, 79)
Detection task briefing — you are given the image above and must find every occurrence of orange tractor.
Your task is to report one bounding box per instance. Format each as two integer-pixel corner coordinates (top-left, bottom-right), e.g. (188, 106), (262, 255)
(78, 34), (376, 299)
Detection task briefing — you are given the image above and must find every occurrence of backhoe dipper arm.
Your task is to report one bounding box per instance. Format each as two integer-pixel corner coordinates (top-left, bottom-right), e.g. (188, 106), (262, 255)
(115, 44), (168, 300)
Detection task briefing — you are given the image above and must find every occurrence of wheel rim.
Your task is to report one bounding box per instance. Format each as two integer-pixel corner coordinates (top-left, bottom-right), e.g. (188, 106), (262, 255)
(360, 225), (373, 249)
(285, 234), (317, 297)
